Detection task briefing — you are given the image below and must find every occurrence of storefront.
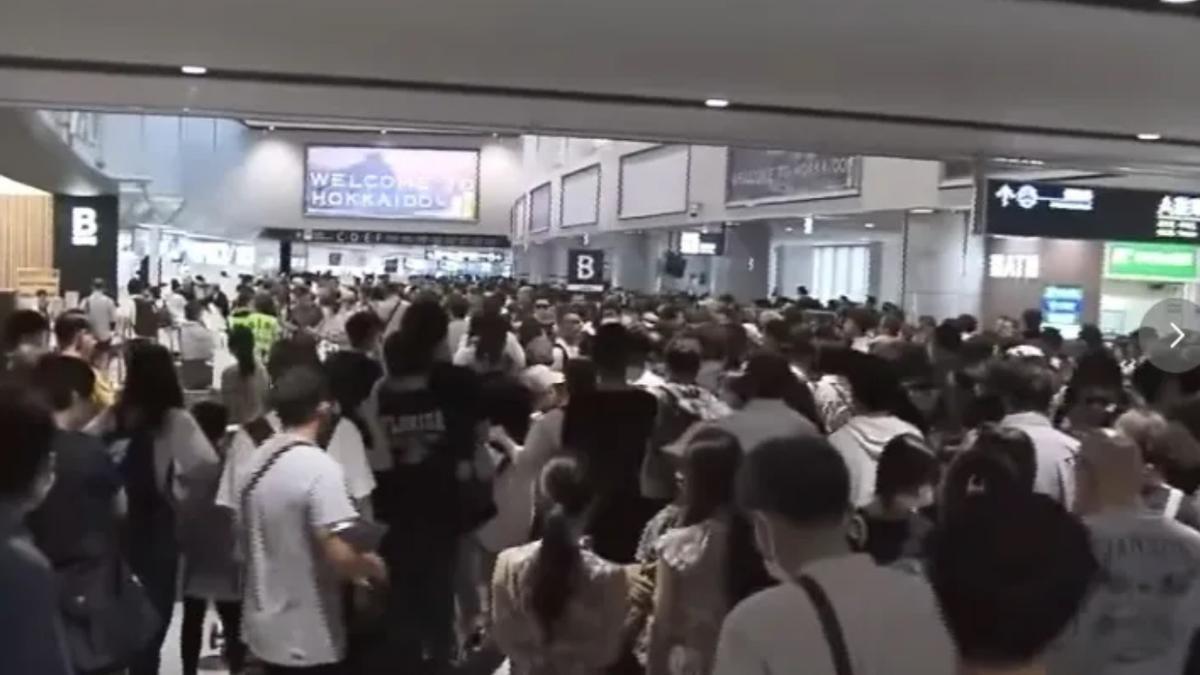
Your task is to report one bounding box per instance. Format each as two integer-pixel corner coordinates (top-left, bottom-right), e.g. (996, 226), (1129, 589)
(981, 179), (1200, 337)
(262, 228), (512, 279)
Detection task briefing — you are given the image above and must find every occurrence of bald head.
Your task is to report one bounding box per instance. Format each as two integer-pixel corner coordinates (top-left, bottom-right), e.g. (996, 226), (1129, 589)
(1074, 429), (1144, 515)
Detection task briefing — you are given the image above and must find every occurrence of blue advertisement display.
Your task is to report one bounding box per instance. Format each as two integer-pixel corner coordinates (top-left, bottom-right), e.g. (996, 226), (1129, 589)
(305, 146), (480, 221)
(1041, 285), (1084, 339)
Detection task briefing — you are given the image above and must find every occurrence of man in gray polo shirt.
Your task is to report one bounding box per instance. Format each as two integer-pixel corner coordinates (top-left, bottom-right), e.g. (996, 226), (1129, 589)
(221, 367), (385, 674)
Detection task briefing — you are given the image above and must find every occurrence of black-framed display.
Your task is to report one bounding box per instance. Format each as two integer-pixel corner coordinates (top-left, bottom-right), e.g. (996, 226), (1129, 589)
(984, 179), (1200, 244)
(618, 145), (691, 220)
(560, 164), (601, 228)
(725, 148), (860, 206)
(529, 182), (552, 233)
(303, 144), (481, 222)
(678, 231), (726, 256)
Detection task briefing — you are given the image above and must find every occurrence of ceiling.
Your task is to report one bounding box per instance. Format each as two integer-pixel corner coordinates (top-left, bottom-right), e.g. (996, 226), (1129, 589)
(3, 0), (1200, 174)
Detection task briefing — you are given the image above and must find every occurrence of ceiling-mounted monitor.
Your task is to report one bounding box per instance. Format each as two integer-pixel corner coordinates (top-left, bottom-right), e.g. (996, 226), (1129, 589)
(679, 231), (725, 256)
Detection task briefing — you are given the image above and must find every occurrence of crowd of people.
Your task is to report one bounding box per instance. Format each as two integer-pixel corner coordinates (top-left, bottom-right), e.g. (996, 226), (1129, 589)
(3, 271), (1200, 675)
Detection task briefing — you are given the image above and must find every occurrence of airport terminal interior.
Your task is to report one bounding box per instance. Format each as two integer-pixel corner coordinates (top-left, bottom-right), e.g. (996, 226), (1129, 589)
(6, 0), (1200, 674)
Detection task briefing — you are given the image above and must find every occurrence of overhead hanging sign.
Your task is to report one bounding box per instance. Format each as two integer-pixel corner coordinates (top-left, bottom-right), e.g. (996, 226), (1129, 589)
(1105, 242), (1199, 282)
(566, 249), (605, 292)
(986, 179), (1200, 244)
(726, 149), (860, 205)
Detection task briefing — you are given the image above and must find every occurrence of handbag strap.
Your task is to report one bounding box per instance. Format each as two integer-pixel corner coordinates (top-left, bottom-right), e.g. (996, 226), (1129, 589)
(239, 441), (307, 518)
(798, 574), (854, 675)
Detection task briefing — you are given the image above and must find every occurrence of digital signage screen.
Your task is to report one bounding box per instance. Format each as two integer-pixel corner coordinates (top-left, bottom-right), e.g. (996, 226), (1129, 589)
(985, 179), (1200, 244)
(679, 231), (726, 256)
(305, 146), (479, 221)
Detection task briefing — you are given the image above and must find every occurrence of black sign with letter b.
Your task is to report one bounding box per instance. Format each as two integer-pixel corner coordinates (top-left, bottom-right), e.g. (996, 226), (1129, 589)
(53, 195), (118, 296)
(567, 249), (605, 292)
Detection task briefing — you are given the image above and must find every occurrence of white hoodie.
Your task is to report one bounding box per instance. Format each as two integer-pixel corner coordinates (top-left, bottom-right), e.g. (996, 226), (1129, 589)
(828, 414), (923, 507)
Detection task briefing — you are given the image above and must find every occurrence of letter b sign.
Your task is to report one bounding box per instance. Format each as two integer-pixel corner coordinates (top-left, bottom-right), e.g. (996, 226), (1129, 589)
(71, 207), (99, 246)
(568, 249), (604, 289)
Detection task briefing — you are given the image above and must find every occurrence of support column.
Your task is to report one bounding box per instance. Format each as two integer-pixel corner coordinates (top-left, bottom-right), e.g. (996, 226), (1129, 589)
(714, 222), (771, 301)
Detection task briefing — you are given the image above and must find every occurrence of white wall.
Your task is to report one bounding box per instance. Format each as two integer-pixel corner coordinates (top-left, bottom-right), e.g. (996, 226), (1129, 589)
(96, 114), (522, 240)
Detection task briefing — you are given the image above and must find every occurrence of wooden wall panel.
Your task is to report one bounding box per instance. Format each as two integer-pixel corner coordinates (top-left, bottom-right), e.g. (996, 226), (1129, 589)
(0, 194), (53, 291)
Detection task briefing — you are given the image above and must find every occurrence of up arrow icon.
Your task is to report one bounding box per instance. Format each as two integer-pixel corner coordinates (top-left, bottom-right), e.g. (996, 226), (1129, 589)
(995, 184), (1017, 207)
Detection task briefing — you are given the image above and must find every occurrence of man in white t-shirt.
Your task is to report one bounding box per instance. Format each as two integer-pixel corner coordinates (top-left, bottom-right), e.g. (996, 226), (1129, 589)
(713, 435), (955, 675)
(216, 357), (376, 514)
(81, 278), (117, 344)
(219, 368), (385, 673)
(1051, 430), (1200, 675)
(989, 359), (1078, 505)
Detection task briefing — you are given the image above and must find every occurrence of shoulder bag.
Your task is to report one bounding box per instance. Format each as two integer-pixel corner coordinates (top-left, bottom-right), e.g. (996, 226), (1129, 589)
(797, 574), (854, 675)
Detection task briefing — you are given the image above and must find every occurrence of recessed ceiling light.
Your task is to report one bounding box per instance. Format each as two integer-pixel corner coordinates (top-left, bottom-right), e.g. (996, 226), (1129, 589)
(180, 65), (208, 76)
(268, 125), (275, 132)
(785, 226), (795, 232)
(1162, 0), (1197, 5)
(910, 208), (935, 214)
(380, 129), (388, 135)
(864, 222), (876, 229)
(704, 98), (730, 109)
(1137, 133), (1162, 141)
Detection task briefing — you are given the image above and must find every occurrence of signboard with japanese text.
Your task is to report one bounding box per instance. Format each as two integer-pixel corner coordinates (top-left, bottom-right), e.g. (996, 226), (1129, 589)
(986, 180), (1200, 244)
(726, 149), (860, 205)
(1104, 242), (1199, 282)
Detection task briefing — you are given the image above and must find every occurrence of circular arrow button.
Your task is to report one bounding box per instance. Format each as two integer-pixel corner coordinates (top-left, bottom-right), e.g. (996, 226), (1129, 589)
(1139, 298), (1200, 374)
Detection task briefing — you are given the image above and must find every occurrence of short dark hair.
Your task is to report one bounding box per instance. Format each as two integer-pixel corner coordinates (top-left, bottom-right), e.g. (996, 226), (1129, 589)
(590, 323), (630, 375)
(445, 293), (470, 320)
(0, 384), (55, 497)
(53, 312), (93, 349)
(875, 435), (938, 504)
(929, 494), (1096, 668)
(738, 435), (849, 524)
(270, 366), (329, 428)
(345, 311), (383, 351)
(941, 446), (1030, 522)
(385, 299), (449, 375)
(842, 352), (902, 413)
(664, 338), (702, 378)
(956, 314), (979, 334)
(3, 310), (49, 350)
(971, 424), (1037, 492)
(737, 352), (795, 400)
(267, 335), (322, 382)
(934, 320), (963, 353)
(986, 359), (1055, 413)
(32, 355), (95, 411)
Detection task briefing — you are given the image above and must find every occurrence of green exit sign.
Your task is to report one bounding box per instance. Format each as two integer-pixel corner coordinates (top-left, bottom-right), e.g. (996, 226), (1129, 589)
(1105, 242), (1198, 282)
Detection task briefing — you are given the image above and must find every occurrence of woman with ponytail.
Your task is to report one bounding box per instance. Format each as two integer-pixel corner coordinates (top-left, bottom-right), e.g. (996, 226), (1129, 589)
(492, 457), (629, 674)
(219, 325), (269, 424)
